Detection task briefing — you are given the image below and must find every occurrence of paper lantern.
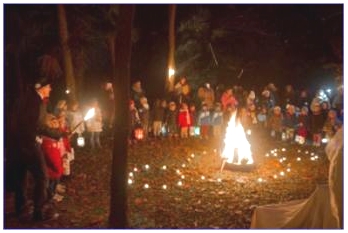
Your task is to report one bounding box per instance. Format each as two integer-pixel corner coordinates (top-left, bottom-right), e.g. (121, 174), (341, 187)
(134, 127), (144, 140)
(194, 126), (200, 136)
(77, 136), (85, 147)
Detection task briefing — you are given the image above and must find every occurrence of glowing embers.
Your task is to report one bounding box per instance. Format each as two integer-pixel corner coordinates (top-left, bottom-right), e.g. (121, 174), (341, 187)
(220, 111), (255, 172)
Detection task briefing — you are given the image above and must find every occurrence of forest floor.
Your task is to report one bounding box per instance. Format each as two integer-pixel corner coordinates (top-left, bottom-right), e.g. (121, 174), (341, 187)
(4, 130), (329, 229)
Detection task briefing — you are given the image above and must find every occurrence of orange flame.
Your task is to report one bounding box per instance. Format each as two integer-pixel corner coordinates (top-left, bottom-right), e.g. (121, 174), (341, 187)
(221, 111), (254, 165)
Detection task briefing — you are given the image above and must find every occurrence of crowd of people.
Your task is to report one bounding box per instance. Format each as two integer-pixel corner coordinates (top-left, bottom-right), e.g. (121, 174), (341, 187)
(6, 74), (343, 223)
(126, 78), (343, 148)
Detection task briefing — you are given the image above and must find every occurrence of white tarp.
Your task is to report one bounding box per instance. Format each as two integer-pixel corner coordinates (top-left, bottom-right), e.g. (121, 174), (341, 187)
(250, 127), (343, 229)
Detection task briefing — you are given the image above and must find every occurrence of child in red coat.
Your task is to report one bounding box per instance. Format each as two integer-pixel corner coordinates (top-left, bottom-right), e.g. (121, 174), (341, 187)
(41, 114), (64, 201)
(178, 103), (191, 138)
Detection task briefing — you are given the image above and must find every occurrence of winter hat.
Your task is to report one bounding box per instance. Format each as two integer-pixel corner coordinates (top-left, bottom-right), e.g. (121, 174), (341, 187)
(35, 76), (52, 89)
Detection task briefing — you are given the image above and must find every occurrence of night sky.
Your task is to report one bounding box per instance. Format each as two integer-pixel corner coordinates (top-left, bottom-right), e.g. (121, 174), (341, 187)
(4, 4), (343, 103)
(131, 4), (343, 100)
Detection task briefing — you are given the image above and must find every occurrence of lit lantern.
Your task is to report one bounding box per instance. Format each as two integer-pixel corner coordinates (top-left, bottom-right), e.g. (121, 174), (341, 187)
(161, 125), (167, 136)
(134, 127), (144, 140)
(194, 126), (200, 136)
(77, 136), (85, 147)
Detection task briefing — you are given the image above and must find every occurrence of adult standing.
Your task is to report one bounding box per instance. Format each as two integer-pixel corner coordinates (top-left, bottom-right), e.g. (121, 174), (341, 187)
(9, 77), (59, 221)
(174, 76), (191, 104)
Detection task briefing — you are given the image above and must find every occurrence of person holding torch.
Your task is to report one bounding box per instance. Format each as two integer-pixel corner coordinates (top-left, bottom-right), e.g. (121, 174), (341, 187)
(8, 76), (61, 221)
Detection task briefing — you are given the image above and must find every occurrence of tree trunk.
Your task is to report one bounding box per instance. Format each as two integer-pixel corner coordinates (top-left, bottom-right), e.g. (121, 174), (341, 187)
(108, 4), (134, 228)
(166, 4), (176, 93)
(57, 4), (76, 101)
(108, 35), (116, 78)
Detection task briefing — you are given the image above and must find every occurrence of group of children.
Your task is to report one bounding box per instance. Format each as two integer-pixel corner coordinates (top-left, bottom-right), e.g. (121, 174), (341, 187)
(41, 98), (104, 203)
(128, 93), (342, 149)
(251, 102), (342, 147)
(129, 98), (229, 142)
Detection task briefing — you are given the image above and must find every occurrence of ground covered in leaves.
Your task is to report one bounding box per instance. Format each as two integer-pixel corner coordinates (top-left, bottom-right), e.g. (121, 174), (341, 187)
(4, 131), (329, 229)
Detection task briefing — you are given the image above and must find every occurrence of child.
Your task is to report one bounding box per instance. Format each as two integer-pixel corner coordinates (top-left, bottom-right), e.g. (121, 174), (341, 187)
(165, 101), (179, 138)
(178, 102), (191, 138)
(282, 104), (297, 142)
(54, 99), (68, 117)
(309, 102), (326, 147)
(197, 103), (211, 140)
(189, 104), (197, 137)
(86, 98), (103, 150)
(67, 100), (85, 148)
(256, 105), (268, 136)
(129, 99), (141, 143)
(211, 102), (224, 138)
(295, 106), (309, 145)
(138, 97), (150, 139)
(322, 109), (342, 141)
(151, 99), (166, 138)
(267, 106), (283, 141)
(41, 114), (65, 202)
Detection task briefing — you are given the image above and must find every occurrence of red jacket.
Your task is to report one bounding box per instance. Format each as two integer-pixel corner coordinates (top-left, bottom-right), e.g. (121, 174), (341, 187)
(41, 136), (63, 179)
(60, 126), (71, 153)
(178, 109), (191, 128)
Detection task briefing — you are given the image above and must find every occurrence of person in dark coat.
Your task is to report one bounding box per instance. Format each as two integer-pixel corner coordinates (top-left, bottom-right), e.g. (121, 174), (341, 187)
(8, 77), (61, 221)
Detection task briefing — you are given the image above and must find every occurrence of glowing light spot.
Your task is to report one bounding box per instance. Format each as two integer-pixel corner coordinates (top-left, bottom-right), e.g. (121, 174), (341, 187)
(144, 184), (149, 189)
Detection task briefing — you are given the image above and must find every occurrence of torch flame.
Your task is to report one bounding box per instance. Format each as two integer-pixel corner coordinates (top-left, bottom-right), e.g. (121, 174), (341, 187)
(221, 111), (254, 165)
(84, 108), (95, 121)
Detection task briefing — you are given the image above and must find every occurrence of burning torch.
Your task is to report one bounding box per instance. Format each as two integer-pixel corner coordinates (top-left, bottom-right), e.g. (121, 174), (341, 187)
(71, 108), (95, 147)
(71, 108), (95, 134)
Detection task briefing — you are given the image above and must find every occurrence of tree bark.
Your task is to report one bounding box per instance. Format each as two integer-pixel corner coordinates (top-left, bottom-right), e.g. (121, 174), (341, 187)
(108, 4), (134, 229)
(166, 4), (176, 93)
(57, 4), (76, 101)
(108, 35), (116, 78)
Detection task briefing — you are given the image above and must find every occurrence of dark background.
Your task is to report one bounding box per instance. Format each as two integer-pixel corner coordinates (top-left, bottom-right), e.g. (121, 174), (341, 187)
(4, 4), (343, 104)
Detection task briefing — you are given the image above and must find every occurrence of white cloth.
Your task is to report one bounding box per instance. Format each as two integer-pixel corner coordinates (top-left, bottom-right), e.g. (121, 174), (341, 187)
(250, 127), (343, 229)
(250, 184), (339, 229)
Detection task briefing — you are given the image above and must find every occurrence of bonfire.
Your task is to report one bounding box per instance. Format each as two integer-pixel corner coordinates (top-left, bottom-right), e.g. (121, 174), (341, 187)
(220, 110), (254, 171)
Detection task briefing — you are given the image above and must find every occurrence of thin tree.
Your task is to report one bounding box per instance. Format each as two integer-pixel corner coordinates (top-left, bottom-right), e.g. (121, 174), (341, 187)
(57, 4), (77, 101)
(166, 4), (176, 94)
(108, 4), (135, 228)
